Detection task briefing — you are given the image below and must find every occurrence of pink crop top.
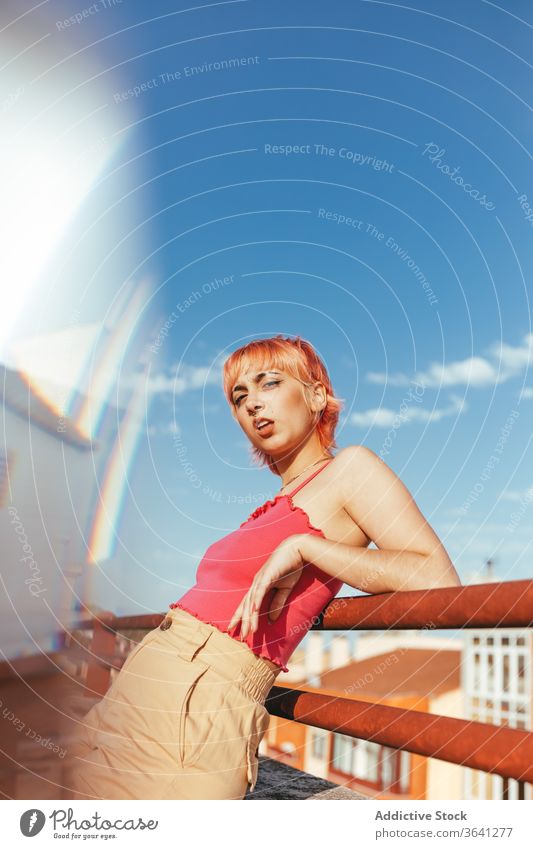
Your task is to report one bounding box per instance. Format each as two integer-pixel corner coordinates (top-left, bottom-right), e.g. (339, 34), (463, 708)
(169, 458), (343, 673)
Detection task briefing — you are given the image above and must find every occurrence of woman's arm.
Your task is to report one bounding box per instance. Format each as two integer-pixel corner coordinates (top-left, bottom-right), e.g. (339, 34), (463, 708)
(296, 445), (461, 593)
(229, 445), (461, 638)
(294, 534), (460, 593)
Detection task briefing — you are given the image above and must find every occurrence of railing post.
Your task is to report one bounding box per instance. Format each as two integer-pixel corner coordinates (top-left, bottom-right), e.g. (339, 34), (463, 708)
(84, 612), (116, 698)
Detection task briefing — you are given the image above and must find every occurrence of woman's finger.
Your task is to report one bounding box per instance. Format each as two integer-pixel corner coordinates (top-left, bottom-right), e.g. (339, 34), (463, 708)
(244, 577), (263, 637)
(250, 596), (261, 635)
(227, 597), (244, 631)
(250, 580), (269, 633)
(268, 587), (292, 621)
(241, 588), (254, 639)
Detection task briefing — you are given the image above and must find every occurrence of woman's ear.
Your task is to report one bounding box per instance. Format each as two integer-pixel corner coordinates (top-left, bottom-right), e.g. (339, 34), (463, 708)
(311, 381), (327, 415)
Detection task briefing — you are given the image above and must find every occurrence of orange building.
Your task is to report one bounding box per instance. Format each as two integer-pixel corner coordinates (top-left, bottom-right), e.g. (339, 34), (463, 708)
(262, 645), (464, 799)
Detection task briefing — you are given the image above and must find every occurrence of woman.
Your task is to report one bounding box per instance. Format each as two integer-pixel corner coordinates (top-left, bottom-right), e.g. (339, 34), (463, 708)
(64, 334), (460, 800)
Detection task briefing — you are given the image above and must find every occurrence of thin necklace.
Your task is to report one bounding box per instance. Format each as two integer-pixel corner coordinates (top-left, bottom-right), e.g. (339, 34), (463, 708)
(280, 455), (332, 491)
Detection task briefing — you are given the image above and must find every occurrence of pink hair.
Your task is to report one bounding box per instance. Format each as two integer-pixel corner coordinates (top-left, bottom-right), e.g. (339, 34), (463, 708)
(222, 335), (345, 474)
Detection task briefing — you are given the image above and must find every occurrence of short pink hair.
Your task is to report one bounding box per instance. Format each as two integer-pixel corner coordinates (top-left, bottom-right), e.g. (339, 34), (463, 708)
(223, 335), (345, 473)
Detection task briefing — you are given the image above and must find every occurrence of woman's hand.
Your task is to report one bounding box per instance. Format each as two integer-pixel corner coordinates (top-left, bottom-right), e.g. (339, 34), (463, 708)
(227, 535), (307, 640)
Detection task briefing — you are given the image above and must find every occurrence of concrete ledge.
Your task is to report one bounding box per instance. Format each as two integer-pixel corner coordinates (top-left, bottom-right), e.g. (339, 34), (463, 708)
(244, 755), (368, 799)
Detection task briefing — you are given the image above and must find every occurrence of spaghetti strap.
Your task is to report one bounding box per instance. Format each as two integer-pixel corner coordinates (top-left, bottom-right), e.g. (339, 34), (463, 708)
(287, 458), (334, 497)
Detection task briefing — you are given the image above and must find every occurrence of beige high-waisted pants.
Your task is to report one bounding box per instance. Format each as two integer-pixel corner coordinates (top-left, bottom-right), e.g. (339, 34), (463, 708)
(63, 607), (280, 800)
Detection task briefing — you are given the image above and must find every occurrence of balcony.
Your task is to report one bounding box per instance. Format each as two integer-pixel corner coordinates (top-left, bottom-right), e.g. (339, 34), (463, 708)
(2, 578), (532, 799)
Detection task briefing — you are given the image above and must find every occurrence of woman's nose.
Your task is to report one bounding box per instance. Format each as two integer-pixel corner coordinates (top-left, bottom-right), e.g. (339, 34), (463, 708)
(246, 398), (262, 413)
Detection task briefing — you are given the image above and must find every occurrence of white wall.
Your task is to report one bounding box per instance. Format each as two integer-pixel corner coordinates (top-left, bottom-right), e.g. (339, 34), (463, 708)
(425, 688), (465, 800)
(0, 407), (96, 658)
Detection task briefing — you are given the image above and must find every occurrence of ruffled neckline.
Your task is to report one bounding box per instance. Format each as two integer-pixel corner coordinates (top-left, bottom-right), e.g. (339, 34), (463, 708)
(239, 493), (325, 537)
(241, 494), (286, 522)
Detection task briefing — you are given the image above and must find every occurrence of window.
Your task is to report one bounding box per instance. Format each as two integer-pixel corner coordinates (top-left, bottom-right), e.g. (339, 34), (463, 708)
(473, 653), (481, 689)
(399, 749), (410, 793)
(518, 655), (526, 695)
(367, 743), (380, 782)
(353, 739), (380, 782)
(503, 655), (510, 692)
(487, 653), (495, 690)
(332, 735), (381, 782)
(332, 733), (353, 774)
(381, 747), (396, 790)
(311, 731), (327, 760)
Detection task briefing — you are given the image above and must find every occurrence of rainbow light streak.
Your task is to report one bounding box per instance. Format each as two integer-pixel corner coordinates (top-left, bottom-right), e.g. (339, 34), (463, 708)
(86, 359), (153, 565)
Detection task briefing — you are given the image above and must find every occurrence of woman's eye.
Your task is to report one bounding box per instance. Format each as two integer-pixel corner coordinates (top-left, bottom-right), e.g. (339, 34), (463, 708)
(234, 380), (280, 407)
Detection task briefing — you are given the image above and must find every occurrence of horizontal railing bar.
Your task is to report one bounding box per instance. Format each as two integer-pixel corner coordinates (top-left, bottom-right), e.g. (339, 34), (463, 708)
(265, 685), (533, 783)
(62, 648), (126, 671)
(312, 579), (533, 630)
(69, 579), (533, 634)
(63, 608), (532, 781)
(69, 612), (165, 632)
(63, 645), (532, 781)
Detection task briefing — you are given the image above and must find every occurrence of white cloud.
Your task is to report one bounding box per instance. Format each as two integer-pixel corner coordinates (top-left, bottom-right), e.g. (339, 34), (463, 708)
(367, 371), (411, 387)
(121, 358), (225, 400)
(500, 485), (533, 503)
(367, 333), (533, 389)
(146, 421), (181, 437)
(350, 393), (466, 428)
(487, 334), (533, 372)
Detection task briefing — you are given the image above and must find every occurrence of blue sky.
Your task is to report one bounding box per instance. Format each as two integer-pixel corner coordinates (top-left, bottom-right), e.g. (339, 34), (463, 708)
(4, 0), (532, 615)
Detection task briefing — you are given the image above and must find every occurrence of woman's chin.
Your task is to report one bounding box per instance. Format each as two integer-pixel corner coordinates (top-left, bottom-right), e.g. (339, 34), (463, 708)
(254, 437), (284, 456)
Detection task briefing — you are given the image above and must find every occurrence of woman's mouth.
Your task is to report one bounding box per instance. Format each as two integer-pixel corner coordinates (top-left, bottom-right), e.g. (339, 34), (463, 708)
(254, 419), (275, 438)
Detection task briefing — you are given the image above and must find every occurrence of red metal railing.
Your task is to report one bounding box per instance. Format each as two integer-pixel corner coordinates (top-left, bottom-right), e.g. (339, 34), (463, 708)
(313, 579), (533, 630)
(64, 578), (533, 785)
(265, 686), (533, 783)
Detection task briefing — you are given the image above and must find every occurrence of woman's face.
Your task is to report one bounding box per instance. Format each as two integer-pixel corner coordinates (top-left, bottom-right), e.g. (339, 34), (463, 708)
(230, 366), (321, 457)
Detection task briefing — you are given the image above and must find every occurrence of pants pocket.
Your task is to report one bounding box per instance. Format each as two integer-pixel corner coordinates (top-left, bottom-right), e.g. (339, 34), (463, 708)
(180, 665), (228, 769)
(84, 634), (211, 786)
(245, 701), (271, 793)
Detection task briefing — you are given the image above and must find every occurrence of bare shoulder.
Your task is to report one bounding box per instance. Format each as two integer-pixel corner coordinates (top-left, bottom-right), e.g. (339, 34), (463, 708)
(327, 445), (384, 507)
(333, 444), (383, 479)
(332, 444), (403, 512)
(332, 445), (455, 571)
